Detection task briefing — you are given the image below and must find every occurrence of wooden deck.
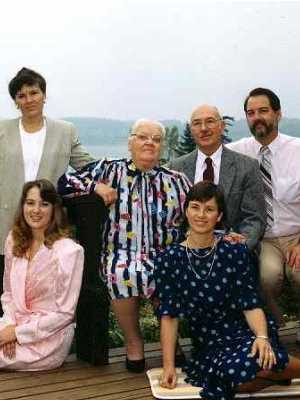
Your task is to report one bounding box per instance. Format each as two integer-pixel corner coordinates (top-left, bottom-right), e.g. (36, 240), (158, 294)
(0, 322), (299, 400)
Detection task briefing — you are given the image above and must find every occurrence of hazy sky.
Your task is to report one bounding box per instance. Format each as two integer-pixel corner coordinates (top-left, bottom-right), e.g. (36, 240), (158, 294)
(1, 0), (300, 121)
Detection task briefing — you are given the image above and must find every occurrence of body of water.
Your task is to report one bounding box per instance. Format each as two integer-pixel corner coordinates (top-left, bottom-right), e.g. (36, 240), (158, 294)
(86, 143), (129, 159)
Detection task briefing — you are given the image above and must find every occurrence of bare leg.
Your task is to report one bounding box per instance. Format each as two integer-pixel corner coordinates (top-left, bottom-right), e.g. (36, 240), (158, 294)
(112, 297), (144, 360)
(237, 355), (300, 393)
(237, 379), (275, 393)
(257, 355), (300, 380)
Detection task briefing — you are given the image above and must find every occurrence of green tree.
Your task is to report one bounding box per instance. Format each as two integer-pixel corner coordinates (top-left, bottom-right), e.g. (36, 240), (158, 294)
(163, 125), (179, 162)
(222, 115), (234, 144)
(174, 122), (196, 156)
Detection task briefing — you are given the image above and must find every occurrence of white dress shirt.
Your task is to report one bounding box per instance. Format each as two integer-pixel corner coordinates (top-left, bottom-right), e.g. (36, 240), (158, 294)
(227, 133), (300, 238)
(19, 119), (46, 182)
(194, 145), (223, 184)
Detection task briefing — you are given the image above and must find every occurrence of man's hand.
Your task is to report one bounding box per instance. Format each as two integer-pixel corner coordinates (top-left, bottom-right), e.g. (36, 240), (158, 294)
(223, 232), (247, 245)
(286, 243), (300, 271)
(95, 183), (118, 206)
(0, 325), (17, 346)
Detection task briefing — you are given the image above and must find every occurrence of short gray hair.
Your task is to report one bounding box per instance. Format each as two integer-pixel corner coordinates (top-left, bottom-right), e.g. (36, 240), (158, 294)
(130, 118), (166, 138)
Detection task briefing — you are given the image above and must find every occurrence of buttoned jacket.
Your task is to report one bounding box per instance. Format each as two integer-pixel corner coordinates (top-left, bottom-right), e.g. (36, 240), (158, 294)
(0, 117), (94, 253)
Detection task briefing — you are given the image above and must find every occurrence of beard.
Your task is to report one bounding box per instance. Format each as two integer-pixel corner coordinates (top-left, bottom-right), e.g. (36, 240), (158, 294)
(248, 119), (276, 140)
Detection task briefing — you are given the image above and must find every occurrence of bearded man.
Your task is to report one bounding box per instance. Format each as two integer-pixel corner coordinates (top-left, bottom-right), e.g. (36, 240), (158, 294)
(227, 88), (300, 340)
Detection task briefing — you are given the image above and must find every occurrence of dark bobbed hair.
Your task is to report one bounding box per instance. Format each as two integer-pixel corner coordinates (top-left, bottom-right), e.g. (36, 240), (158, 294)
(8, 67), (46, 99)
(243, 87), (281, 112)
(182, 181), (225, 233)
(12, 179), (70, 257)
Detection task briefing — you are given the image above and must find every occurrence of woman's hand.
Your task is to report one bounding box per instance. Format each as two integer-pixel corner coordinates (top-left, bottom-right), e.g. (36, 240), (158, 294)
(0, 325), (17, 346)
(159, 367), (177, 389)
(251, 337), (277, 370)
(2, 341), (16, 359)
(95, 183), (117, 206)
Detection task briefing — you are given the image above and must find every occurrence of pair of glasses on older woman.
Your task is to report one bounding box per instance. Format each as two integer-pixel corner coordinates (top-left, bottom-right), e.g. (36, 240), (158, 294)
(131, 133), (162, 144)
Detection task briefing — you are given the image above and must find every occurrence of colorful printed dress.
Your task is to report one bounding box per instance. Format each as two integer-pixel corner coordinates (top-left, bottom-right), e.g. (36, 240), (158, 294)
(154, 240), (289, 400)
(58, 159), (191, 299)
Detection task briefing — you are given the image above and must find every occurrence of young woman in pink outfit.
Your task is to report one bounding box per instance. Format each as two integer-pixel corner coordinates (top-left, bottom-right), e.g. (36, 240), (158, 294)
(0, 179), (84, 370)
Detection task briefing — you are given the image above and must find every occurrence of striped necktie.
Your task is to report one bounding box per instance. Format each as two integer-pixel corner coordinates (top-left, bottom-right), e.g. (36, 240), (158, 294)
(260, 146), (274, 229)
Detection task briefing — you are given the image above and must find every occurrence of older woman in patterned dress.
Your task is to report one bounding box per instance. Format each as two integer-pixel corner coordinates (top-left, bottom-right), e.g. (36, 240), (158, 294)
(58, 119), (191, 371)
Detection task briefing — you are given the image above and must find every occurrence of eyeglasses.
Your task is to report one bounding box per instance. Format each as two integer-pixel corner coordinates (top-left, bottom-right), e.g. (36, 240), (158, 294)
(131, 133), (162, 144)
(191, 118), (222, 129)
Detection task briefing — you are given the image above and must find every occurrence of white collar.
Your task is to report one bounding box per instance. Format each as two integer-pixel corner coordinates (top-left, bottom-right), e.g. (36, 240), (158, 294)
(254, 133), (281, 157)
(197, 145), (223, 166)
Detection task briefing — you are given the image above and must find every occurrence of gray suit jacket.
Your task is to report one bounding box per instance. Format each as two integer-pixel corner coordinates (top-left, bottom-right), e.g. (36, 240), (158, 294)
(0, 117), (94, 254)
(167, 147), (266, 250)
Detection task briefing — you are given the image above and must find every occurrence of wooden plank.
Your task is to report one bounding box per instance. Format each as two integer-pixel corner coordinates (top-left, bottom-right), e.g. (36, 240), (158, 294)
(2, 374), (152, 400)
(0, 333), (298, 400)
(0, 361), (91, 382)
(86, 388), (154, 400)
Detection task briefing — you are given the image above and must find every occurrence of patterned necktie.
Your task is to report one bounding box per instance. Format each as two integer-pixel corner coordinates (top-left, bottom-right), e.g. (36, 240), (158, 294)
(203, 157), (214, 182)
(260, 146), (274, 229)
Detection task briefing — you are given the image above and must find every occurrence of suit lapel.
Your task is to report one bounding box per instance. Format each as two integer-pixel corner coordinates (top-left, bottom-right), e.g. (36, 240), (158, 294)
(183, 150), (198, 183)
(219, 147), (236, 196)
(10, 119), (25, 183)
(37, 118), (55, 178)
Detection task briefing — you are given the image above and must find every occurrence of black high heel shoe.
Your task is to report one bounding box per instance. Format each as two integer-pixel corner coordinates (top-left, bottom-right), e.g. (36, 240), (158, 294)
(125, 357), (145, 373)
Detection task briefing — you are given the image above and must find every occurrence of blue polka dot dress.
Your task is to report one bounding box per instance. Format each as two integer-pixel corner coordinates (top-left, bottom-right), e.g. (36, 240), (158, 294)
(154, 240), (289, 400)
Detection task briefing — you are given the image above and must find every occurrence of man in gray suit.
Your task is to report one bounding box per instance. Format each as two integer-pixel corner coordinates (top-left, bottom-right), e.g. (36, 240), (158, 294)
(168, 104), (266, 251)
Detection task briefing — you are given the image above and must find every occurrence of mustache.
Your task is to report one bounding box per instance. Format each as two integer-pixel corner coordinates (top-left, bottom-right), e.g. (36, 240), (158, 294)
(253, 120), (268, 129)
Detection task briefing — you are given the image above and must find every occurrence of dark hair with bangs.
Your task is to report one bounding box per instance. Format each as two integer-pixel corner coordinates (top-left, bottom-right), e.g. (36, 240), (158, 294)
(243, 87), (281, 113)
(181, 181), (225, 233)
(8, 67), (46, 99)
(12, 179), (70, 257)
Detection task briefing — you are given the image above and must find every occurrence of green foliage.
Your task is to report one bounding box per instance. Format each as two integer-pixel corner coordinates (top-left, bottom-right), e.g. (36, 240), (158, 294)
(108, 300), (160, 348)
(175, 123), (196, 156)
(140, 301), (160, 343)
(222, 116), (234, 143)
(108, 310), (125, 348)
(162, 125), (180, 163)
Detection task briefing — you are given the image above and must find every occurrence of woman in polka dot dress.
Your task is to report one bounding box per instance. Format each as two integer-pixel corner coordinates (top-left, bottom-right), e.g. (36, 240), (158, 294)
(154, 181), (300, 400)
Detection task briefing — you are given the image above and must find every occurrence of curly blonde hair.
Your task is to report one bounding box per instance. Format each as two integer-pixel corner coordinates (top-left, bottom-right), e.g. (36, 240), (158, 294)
(12, 179), (71, 257)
